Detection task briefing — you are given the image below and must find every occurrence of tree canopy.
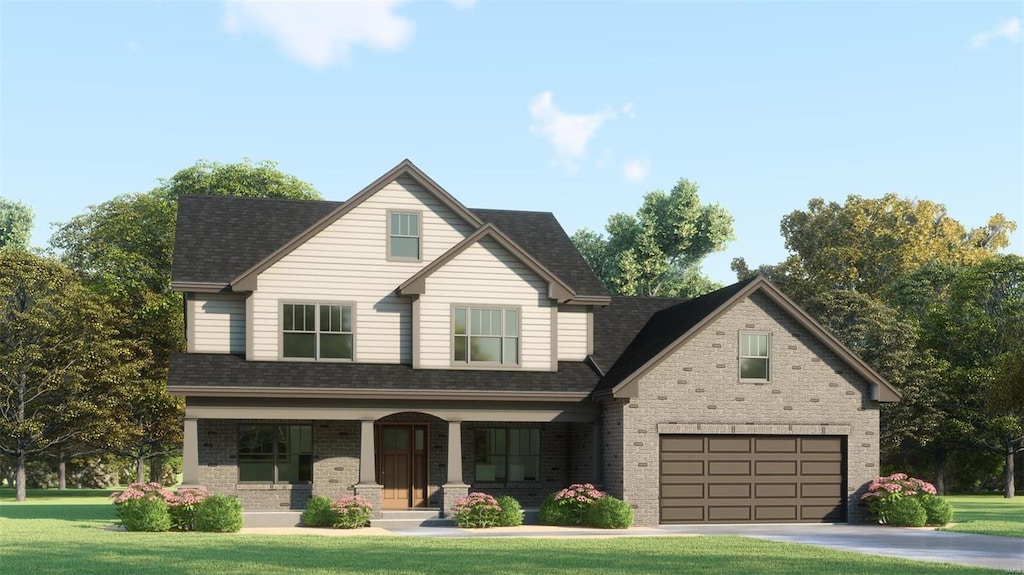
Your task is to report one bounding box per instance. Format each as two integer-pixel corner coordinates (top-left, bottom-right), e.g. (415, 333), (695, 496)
(0, 198), (34, 251)
(573, 178), (734, 298)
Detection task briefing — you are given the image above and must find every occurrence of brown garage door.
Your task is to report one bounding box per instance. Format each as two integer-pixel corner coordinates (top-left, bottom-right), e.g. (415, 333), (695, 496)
(660, 435), (846, 524)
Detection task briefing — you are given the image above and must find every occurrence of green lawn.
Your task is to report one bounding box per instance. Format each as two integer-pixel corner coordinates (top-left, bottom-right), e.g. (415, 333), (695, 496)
(941, 495), (1024, 538)
(0, 489), (1003, 575)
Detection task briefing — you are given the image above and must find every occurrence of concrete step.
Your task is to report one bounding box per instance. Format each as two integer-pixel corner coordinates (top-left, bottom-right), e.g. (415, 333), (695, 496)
(243, 511), (303, 528)
(373, 509), (453, 529)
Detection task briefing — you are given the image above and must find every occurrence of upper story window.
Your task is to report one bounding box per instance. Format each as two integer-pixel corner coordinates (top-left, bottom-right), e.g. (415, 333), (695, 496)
(388, 211), (421, 261)
(282, 303), (354, 360)
(739, 332), (770, 381)
(453, 306), (519, 366)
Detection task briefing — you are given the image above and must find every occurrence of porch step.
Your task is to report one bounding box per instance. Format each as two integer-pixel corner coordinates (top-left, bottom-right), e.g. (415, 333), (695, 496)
(243, 511), (303, 528)
(372, 509), (453, 529)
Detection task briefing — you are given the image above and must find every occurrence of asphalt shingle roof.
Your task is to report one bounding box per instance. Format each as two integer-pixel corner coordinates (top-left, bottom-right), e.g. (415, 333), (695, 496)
(171, 196), (608, 297)
(169, 353), (600, 395)
(592, 277), (758, 396)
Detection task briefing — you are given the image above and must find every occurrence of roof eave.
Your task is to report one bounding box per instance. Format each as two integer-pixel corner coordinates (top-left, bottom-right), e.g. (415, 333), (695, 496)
(167, 385), (591, 402)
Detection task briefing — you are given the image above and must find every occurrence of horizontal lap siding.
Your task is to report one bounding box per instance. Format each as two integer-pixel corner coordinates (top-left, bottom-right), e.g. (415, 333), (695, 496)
(419, 238), (553, 370)
(192, 294), (245, 354)
(251, 176), (473, 362)
(557, 306), (588, 361)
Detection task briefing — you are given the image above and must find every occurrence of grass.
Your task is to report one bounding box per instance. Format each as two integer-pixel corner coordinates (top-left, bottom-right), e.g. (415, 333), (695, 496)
(0, 489), (1004, 575)
(941, 495), (1024, 538)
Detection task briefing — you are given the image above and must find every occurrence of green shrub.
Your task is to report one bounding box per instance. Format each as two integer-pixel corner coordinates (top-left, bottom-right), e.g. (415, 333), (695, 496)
(584, 495), (633, 529)
(920, 495), (953, 526)
(452, 492), (501, 528)
(330, 495), (372, 529)
(194, 494), (244, 532)
(885, 496), (927, 527)
(495, 496), (523, 527)
(118, 496), (172, 532)
(301, 496), (337, 527)
(538, 493), (574, 526)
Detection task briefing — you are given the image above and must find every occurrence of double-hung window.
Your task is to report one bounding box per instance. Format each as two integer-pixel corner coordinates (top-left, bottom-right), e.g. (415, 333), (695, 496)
(389, 211), (421, 260)
(453, 306), (519, 365)
(739, 332), (770, 381)
(238, 424), (313, 484)
(282, 303), (354, 360)
(474, 427), (540, 482)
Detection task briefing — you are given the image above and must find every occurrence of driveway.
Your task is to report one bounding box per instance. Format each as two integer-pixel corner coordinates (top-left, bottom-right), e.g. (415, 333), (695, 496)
(657, 524), (1024, 572)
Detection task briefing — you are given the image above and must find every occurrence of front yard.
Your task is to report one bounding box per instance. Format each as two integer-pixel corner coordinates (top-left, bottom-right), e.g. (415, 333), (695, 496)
(0, 489), (1012, 575)
(940, 495), (1024, 538)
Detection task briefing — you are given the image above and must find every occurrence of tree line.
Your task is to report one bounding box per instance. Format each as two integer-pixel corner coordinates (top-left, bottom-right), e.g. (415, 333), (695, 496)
(2, 164), (1020, 500)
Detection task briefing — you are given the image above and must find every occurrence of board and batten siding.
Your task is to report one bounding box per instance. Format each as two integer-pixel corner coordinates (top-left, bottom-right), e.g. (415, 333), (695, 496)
(249, 175), (475, 362)
(418, 237), (554, 371)
(557, 306), (589, 361)
(191, 294), (245, 354)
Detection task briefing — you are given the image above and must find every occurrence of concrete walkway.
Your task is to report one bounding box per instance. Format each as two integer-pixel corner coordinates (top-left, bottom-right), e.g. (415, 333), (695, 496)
(238, 523), (1024, 572)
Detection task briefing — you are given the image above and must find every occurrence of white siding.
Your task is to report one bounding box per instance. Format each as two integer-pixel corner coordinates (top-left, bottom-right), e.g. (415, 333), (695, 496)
(192, 294), (245, 354)
(557, 306), (589, 361)
(419, 237), (553, 371)
(250, 176), (475, 362)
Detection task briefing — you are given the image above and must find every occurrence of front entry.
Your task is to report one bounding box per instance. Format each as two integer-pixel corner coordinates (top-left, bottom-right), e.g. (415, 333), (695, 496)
(376, 424), (429, 509)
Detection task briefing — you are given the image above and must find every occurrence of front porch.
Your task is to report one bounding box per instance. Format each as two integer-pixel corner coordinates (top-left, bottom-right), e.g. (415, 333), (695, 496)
(181, 398), (601, 518)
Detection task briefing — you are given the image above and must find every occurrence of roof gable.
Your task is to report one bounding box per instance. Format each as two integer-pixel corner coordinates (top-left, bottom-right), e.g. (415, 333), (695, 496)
(231, 159), (483, 291)
(398, 223), (575, 302)
(594, 276), (900, 402)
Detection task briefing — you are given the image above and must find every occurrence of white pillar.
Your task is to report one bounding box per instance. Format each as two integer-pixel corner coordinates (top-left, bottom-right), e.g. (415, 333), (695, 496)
(182, 418), (199, 486)
(446, 421), (465, 484)
(358, 419), (378, 484)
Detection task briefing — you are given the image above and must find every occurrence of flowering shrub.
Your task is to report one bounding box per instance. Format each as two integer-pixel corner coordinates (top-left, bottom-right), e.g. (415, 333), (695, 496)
(861, 473), (948, 526)
(110, 482), (209, 531)
(550, 483), (606, 526)
(330, 495), (373, 529)
(452, 492), (502, 528)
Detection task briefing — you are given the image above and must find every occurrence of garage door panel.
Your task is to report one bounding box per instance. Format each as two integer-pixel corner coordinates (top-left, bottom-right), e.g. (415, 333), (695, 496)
(660, 434), (847, 524)
(662, 483), (704, 498)
(662, 461), (704, 475)
(708, 460), (751, 475)
(755, 506), (798, 521)
(708, 437), (752, 453)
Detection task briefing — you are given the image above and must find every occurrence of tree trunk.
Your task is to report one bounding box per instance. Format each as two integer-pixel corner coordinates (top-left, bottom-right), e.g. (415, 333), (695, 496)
(16, 452), (27, 502)
(933, 446), (947, 496)
(149, 452), (162, 484)
(1005, 437), (1015, 499)
(135, 455), (145, 484)
(58, 455), (67, 490)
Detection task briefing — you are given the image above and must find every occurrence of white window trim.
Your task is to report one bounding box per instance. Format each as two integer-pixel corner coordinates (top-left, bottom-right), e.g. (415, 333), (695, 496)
(450, 304), (522, 368)
(738, 331), (771, 382)
(386, 209), (423, 262)
(279, 301), (356, 362)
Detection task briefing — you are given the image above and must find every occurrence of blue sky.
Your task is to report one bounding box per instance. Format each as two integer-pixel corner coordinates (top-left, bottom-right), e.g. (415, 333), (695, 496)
(2, 1), (1021, 285)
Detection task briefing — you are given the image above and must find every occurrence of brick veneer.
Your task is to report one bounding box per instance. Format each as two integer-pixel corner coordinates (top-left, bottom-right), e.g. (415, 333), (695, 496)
(605, 292), (881, 526)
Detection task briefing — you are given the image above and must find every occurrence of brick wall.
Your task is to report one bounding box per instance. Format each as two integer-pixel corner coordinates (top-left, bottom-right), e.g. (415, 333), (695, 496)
(606, 292), (881, 526)
(197, 419), (359, 510)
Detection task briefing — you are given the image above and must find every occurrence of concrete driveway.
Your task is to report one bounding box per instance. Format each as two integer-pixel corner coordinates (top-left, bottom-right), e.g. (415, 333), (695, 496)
(657, 524), (1024, 572)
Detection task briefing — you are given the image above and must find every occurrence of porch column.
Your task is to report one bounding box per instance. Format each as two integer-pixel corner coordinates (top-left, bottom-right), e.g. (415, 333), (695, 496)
(353, 419), (382, 518)
(592, 420), (604, 488)
(442, 420), (470, 517)
(181, 418), (200, 487)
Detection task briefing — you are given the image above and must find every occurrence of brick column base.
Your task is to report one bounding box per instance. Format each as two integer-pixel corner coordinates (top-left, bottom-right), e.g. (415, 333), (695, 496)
(353, 483), (383, 519)
(441, 483), (470, 518)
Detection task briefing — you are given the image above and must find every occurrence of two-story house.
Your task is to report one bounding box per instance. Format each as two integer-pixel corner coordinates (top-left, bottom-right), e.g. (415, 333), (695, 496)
(168, 160), (900, 526)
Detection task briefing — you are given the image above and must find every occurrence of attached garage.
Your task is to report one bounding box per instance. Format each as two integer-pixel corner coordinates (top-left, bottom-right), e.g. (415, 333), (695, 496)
(660, 435), (847, 524)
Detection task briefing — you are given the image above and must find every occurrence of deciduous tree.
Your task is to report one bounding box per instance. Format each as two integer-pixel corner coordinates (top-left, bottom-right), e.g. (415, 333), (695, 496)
(0, 198), (34, 251)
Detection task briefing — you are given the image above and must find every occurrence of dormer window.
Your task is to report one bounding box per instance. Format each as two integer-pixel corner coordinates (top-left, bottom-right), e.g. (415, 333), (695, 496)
(453, 306), (520, 366)
(388, 211), (421, 261)
(739, 332), (770, 381)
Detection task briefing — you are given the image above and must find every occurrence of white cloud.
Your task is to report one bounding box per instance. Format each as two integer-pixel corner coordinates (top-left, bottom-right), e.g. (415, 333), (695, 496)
(623, 158), (650, 183)
(223, 0), (416, 67)
(621, 102), (634, 118)
(529, 91), (617, 171)
(971, 17), (1021, 48)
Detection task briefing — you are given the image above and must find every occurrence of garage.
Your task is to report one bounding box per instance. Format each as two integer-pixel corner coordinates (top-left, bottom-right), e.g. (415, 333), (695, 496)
(660, 435), (847, 524)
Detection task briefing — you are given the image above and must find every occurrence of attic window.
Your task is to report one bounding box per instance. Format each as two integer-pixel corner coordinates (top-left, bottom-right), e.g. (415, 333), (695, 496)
(389, 211), (421, 261)
(739, 332), (770, 381)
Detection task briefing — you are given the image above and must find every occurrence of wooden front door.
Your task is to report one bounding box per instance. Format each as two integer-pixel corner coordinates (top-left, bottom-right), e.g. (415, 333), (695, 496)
(377, 425), (429, 509)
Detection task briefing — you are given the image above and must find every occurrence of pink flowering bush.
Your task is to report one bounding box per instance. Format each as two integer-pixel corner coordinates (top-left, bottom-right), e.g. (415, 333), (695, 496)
(452, 492), (502, 528)
(861, 473), (948, 526)
(539, 483), (606, 526)
(330, 495), (373, 529)
(110, 482), (209, 531)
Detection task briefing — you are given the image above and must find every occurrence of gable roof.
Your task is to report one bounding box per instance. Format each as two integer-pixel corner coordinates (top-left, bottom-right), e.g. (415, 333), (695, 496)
(591, 295), (687, 375)
(592, 276), (901, 402)
(398, 223), (576, 302)
(231, 159), (483, 291)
